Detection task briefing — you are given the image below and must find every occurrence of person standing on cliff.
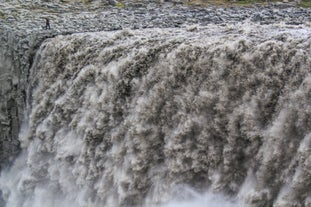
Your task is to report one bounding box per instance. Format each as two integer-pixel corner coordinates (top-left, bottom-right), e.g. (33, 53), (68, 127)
(45, 17), (50, 30)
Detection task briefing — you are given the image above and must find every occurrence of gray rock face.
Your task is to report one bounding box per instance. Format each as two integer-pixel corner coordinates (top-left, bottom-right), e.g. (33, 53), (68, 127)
(0, 28), (55, 169)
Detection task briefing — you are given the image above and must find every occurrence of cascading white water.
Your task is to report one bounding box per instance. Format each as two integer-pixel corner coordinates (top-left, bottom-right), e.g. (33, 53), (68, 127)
(0, 23), (310, 207)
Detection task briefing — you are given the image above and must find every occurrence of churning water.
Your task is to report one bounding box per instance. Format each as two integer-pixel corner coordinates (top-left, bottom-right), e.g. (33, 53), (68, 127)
(0, 23), (310, 207)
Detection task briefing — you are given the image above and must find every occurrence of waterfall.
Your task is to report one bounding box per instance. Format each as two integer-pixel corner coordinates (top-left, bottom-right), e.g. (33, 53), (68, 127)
(0, 23), (310, 207)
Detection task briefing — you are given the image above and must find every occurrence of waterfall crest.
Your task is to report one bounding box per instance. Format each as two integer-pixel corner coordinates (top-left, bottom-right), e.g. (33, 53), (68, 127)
(0, 24), (310, 207)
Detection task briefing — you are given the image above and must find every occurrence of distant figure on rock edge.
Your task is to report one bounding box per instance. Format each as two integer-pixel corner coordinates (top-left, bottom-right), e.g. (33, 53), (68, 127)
(45, 17), (50, 30)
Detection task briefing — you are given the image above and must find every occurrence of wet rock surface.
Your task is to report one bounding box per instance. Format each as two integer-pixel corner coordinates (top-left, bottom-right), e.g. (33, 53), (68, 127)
(0, 0), (310, 169)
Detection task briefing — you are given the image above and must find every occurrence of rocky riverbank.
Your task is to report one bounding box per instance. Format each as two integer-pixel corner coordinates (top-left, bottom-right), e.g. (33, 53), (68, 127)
(0, 0), (310, 170)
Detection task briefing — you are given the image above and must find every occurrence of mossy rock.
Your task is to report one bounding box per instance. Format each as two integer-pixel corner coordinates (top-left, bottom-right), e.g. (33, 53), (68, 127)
(81, 0), (90, 4)
(298, 0), (311, 8)
(0, 11), (6, 19)
(116, 2), (125, 7)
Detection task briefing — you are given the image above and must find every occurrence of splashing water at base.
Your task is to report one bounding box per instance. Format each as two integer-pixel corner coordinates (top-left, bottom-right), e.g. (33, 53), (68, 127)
(0, 23), (310, 207)
(155, 188), (242, 207)
(158, 196), (240, 207)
